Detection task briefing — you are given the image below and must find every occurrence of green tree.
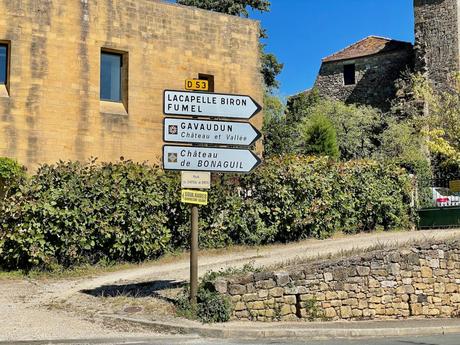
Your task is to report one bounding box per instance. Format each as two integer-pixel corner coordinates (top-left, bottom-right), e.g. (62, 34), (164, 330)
(177, 0), (270, 17)
(285, 89), (320, 125)
(414, 73), (460, 169)
(176, 0), (282, 90)
(298, 114), (339, 158)
(262, 93), (295, 157)
(288, 97), (381, 160)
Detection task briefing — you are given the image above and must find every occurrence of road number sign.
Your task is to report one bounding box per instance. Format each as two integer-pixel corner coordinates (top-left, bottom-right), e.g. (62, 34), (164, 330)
(163, 145), (261, 173)
(164, 118), (261, 146)
(163, 90), (262, 119)
(181, 171), (211, 189)
(185, 79), (209, 91)
(181, 190), (208, 205)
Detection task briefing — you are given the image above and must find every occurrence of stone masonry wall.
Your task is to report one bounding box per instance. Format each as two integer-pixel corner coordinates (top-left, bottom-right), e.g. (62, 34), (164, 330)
(414, 0), (460, 90)
(314, 49), (413, 111)
(215, 240), (460, 322)
(0, 0), (262, 170)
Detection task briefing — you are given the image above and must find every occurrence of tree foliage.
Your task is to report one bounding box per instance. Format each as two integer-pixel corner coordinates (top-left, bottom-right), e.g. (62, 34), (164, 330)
(177, 0), (270, 17)
(297, 114), (339, 158)
(176, 0), (282, 90)
(414, 73), (460, 169)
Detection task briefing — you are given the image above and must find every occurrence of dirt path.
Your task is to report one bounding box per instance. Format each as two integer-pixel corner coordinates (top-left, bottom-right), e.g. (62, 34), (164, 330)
(1, 229), (460, 341)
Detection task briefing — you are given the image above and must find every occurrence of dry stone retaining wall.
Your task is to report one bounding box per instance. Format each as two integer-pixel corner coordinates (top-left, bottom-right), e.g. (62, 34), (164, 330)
(214, 240), (460, 322)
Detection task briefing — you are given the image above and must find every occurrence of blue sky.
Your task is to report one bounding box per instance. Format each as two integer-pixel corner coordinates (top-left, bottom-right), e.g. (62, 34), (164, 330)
(250, 0), (415, 97)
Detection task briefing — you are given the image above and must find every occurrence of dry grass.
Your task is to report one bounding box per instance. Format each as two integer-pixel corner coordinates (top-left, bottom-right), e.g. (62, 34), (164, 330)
(267, 235), (459, 271)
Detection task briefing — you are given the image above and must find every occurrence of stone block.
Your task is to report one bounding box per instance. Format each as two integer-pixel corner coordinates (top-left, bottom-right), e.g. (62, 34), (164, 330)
(235, 310), (250, 319)
(381, 280), (397, 288)
(356, 266), (371, 276)
(340, 306), (352, 318)
(450, 294), (460, 303)
(269, 287), (284, 298)
(337, 291), (348, 300)
(234, 302), (247, 311)
(446, 283), (458, 293)
(214, 278), (228, 294)
(410, 303), (423, 316)
(325, 291), (338, 300)
(280, 304), (294, 316)
(324, 272), (333, 282)
(255, 279), (276, 289)
(242, 293), (258, 302)
(254, 272), (274, 281)
(252, 301), (264, 310)
(324, 307), (337, 318)
(229, 284), (246, 295)
(246, 283), (256, 293)
(352, 309), (363, 317)
(283, 295), (297, 305)
(421, 267), (433, 278)
(281, 314), (298, 321)
(257, 289), (268, 299)
(274, 272), (290, 287)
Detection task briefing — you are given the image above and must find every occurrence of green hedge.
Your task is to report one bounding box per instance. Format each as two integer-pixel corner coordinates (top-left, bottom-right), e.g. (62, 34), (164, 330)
(0, 157), (413, 270)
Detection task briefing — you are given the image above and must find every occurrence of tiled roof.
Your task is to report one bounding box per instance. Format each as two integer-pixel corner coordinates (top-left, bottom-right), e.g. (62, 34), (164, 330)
(322, 36), (413, 63)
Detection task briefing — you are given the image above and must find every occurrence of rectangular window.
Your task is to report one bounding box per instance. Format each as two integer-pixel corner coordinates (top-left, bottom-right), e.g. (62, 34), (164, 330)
(100, 52), (122, 102)
(0, 44), (7, 85)
(343, 64), (356, 85)
(198, 73), (215, 92)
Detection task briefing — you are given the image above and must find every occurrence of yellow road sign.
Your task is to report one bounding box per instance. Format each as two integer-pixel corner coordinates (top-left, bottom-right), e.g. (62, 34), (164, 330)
(450, 180), (460, 192)
(185, 79), (209, 91)
(181, 189), (208, 205)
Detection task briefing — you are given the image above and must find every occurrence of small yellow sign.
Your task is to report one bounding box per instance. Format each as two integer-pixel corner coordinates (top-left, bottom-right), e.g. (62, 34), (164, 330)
(450, 180), (460, 192)
(185, 79), (209, 91)
(181, 189), (208, 205)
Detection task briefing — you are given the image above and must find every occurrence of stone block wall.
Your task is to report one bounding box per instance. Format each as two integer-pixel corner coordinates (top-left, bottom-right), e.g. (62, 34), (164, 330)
(414, 0), (460, 90)
(215, 240), (460, 322)
(314, 49), (413, 111)
(0, 0), (262, 170)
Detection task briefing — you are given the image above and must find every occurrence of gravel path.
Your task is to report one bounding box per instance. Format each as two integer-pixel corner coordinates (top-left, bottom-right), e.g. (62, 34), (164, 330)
(1, 229), (460, 341)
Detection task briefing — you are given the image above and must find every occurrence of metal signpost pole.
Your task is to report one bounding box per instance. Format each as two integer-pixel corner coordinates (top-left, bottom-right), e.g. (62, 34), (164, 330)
(190, 204), (199, 305)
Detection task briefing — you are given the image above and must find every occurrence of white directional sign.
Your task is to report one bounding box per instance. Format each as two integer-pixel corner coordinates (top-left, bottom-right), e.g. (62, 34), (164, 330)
(163, 146), (261, 173)
(163, 118), (261, 146)
(163, 90), (262, 119)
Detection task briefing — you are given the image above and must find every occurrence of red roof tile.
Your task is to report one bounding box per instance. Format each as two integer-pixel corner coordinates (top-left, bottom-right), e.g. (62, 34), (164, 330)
(322, 36), (413, 63)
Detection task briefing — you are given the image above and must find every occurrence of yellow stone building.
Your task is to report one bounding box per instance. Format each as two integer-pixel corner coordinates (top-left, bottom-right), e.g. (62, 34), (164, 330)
(0, 0), (263, 170)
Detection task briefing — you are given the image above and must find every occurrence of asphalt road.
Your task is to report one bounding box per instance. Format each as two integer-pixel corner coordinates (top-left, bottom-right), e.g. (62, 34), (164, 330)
(5, 334), (460, 345)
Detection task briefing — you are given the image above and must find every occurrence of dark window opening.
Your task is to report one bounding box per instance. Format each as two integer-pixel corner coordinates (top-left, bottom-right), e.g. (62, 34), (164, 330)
(198, 73), (215, 92)
(0, 44), (7, 85)
(343, 64), (356, 86)
(101, 51), (122, 102)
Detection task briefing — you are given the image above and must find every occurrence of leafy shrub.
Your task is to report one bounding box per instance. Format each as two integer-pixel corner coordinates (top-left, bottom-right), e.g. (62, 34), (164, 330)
(0, 157), (413, 270)
(0, 157), (25, 199)
(176, 268), (236, 323)
(0, 160), (173, 270)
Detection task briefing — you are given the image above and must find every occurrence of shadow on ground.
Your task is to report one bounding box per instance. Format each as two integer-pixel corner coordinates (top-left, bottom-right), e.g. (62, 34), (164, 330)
(81, 280), (186, 300)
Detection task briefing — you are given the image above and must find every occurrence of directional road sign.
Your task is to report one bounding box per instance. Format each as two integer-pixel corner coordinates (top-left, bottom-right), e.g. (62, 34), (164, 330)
(163, 90), (262, 119)
(163, 145), (261, 173)
(163, 118), (261, 146)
